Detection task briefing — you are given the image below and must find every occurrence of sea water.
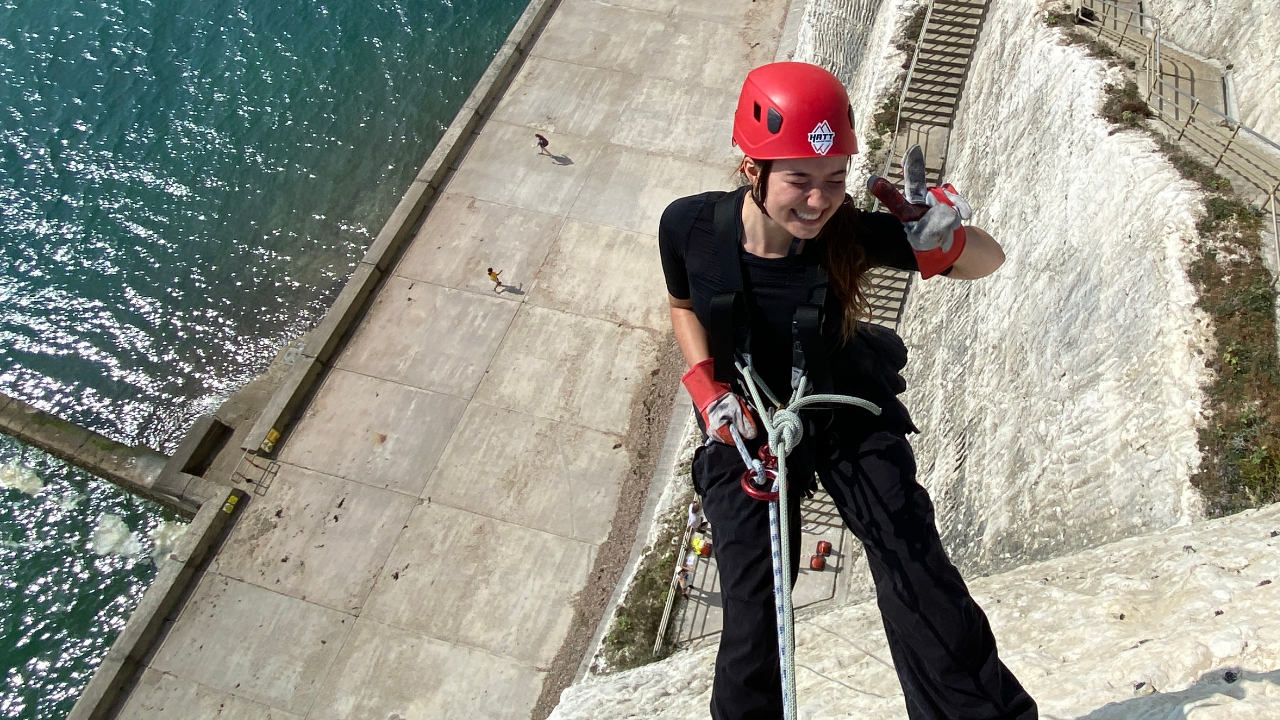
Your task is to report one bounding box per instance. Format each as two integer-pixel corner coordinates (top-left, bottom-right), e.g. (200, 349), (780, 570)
(0, 0), (528, 716)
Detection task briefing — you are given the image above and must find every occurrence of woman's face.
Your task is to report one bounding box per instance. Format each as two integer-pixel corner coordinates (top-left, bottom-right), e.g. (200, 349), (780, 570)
(750, 155), (849, 239)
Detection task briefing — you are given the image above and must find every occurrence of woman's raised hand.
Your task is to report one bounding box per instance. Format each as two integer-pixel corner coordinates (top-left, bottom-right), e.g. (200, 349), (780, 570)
(868, 145), (973, 278)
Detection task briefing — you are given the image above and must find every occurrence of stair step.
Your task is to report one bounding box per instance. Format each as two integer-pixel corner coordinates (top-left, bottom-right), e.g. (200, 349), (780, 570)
(916, 67), (962, 82)
(933, 0), (988, 10)
(867, 282), (910, 293)
(913, 72), (966, 87)
(905, 86), (961, 101)
(915, 46), (976, 61)
(930, 19), (982, 35)
(914, 57), (972, 72)
(898, 104), (952, 117)
(867, 279), (911, 291)
(903, 89), (961, 106)
(928, 28), (980, 43)
(887, 163), (946, 180)
(898, 111), (953, 128)
(932, 7), (986, 22)
(909, 85), (964, 101)
(930, 13), (984, 28)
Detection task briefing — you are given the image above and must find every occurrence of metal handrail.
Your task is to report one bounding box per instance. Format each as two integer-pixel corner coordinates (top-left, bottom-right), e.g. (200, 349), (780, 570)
(652, 523), (696, 655)
(1076, 0), (1280, 278)
(1077, 0), (1162, 95)
(1148, 77), (1280, 264)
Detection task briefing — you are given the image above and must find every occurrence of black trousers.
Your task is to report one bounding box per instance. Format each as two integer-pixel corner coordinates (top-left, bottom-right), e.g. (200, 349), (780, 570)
(692, 423), (1037, 720)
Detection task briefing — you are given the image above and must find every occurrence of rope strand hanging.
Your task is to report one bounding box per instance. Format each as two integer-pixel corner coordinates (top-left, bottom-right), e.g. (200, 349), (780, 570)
(727, 361), (882, 720)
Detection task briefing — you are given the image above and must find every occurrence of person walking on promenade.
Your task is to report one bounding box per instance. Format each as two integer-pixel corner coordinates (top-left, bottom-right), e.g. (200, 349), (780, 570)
(658, 61), (1037, 720)
(534, 133), (551, 156)
(486, 267), (503, 292)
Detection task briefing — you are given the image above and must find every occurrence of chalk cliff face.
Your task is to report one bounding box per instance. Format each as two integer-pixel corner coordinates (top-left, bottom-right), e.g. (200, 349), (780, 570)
(900, 0), (1211, 578)
(794, 0), (904, 145)
(550, 0), (1280, 717)
(1144, 0), (1280, 139)
(797, 0), (1235, 586)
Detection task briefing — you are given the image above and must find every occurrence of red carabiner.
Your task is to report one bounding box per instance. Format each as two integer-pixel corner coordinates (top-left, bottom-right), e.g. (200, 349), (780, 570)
(740, 443), (780, 502)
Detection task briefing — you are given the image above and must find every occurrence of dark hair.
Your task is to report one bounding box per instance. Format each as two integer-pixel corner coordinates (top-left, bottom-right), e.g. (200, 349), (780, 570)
(815, 199), (870, 340)
(739, 158), (870, 340)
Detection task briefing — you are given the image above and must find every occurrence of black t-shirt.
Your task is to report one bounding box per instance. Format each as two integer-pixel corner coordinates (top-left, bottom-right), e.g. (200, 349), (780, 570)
(659, 186), (919, 432)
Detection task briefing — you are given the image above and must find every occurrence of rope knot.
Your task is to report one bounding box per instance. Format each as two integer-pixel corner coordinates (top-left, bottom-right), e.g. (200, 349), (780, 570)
(769, 408), (804, 457)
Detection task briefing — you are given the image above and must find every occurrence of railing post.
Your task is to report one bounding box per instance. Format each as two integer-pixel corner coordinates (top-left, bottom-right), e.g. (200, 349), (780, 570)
(1119, 9), (1135, 46)
(1176, 98), (1198, 141)
(1152, 46), (1162, 98)
(1213, 125), (1240, 169)
(1272, 191), (1279, 290)
(1153, 22), (1162, 96)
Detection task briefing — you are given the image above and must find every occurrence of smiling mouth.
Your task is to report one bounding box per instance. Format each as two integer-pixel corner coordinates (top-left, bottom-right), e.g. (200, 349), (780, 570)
(794, 209), (822, 221)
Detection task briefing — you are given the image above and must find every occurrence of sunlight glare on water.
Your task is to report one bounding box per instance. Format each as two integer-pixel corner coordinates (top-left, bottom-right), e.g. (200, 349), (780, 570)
(0, 0), (529, 717)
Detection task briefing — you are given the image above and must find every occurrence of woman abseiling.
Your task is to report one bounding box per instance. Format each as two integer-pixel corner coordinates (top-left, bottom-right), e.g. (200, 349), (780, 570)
(658, 61), (1038, 720)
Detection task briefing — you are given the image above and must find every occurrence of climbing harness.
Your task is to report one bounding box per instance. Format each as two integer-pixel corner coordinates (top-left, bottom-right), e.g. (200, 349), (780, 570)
(705, 189), (834, 391)
(721, 359), (881, 720)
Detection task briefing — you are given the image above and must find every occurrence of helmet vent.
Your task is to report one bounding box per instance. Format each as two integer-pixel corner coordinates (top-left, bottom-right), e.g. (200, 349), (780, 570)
(767, 107), (783, 134)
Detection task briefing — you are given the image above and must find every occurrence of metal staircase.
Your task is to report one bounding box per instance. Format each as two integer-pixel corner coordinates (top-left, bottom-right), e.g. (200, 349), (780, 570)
(868, 0), (992, 329)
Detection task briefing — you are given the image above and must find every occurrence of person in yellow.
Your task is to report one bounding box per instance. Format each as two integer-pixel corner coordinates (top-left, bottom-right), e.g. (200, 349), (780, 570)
(486, 267), (503, 292)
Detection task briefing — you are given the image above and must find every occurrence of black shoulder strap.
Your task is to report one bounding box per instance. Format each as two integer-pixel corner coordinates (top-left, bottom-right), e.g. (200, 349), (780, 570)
(709, 191), (745, 383)
(708, 190), (834, 393)
(793, 268), (831, 393)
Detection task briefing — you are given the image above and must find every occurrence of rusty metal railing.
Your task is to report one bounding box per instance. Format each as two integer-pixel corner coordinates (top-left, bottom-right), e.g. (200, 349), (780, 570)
(1075, 0), (1280, 271)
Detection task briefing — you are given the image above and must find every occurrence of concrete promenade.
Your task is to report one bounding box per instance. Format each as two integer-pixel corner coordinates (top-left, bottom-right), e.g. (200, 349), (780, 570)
(88, 1), (805, 718)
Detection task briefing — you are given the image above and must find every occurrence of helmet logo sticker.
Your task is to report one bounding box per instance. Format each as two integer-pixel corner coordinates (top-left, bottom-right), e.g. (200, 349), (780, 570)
(808, 120), (835, 155)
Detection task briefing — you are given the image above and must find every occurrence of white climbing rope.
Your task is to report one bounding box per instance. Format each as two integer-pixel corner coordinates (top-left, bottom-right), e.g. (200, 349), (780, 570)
(732, 360), (882, 720)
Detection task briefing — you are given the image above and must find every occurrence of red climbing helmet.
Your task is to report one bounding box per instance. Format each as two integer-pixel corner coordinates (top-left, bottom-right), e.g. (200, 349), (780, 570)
(732, 62), (857, 159)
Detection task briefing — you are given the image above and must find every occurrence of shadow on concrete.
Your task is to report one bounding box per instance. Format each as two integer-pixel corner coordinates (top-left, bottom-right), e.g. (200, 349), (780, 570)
(497, 284), (526, 296)
(549, 153), (573, 166)
(685, 586), (722, 607)
(1076, 667), (1280, 719)
(800, 493), (843, 534)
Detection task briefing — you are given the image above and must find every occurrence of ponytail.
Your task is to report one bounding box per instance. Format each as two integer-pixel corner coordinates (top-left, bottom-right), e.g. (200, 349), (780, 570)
(819, 197), (871, 341)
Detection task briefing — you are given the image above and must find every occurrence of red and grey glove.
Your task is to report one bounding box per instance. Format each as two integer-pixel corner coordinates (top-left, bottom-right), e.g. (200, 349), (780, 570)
(681, 358), (758, 445)
(906, 184), (970, 278)
(868, 145), (972, 279)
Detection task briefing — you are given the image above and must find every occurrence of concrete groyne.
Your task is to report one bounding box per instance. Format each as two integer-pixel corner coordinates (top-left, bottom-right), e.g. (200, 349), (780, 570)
(0, 392), (222, 515)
